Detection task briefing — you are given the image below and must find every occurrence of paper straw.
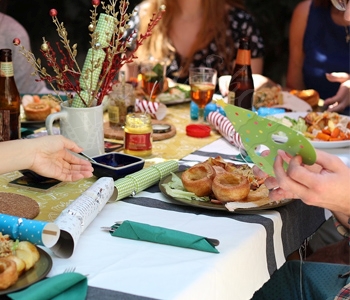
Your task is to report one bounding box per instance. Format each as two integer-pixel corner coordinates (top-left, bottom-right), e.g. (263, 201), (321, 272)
(95, 13), (115, 48)
(79, 48), (106, 91)
(114, 160), (179, 200)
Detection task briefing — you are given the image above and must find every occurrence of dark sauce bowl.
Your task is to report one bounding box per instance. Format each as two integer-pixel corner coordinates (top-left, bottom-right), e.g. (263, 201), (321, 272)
(91, 153), (145, 180)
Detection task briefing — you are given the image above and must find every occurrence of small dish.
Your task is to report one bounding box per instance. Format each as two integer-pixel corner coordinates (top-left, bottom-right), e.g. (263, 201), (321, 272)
(91, 153), (145, 180)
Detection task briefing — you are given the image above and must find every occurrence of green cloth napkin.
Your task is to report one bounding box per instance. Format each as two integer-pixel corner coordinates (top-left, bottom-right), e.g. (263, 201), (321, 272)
(114, 160), (179, 200)
(8, 273), (87, 300)
(111, 220), (219, 253)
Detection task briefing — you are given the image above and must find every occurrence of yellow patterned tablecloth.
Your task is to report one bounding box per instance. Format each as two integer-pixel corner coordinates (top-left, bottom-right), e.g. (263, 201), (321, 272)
(0, 103), (220, 222)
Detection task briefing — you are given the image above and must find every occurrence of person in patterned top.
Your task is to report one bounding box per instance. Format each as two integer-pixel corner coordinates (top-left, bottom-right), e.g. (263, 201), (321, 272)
(124, 0), (264, 84)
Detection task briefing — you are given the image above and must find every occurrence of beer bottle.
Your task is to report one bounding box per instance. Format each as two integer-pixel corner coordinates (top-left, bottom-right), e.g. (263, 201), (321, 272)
(0, 49), (21, 140)
(228, 37), (254, 109)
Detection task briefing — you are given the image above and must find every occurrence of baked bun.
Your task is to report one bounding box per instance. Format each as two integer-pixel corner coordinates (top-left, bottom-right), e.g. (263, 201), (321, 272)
(212, 172), (250, 201)
(6, 255), (26, 276)
(0, 258), (18, 290)
(289, 89), (319, 107)
(15, 241), (40, 271)
(181, 163), (215, 197)
(24, 102), (51, 121)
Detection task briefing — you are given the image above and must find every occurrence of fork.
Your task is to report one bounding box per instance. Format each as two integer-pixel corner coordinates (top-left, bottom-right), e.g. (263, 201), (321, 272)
(63, 266), (76, 273)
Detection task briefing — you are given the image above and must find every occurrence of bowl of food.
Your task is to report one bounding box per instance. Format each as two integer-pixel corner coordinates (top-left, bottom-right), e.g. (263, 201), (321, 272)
(91, 153), (145, 180)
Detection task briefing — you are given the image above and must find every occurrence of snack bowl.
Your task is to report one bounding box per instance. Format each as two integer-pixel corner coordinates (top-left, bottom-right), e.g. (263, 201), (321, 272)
(91, 153), (145, 180)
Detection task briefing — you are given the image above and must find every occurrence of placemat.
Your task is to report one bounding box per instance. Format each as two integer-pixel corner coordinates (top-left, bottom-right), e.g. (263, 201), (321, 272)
(104, 120), (176, 141)
(0, 192), (40, 219)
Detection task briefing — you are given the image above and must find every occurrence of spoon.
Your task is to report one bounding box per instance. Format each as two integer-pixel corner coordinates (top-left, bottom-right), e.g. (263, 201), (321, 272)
(78, 152), (98, 163)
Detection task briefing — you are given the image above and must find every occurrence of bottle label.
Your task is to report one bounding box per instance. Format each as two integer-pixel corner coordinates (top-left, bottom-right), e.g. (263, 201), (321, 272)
(0, 62), (14, 77)
(124, 132), (152, 151)
(0, 110), (11, 141)
(228, 91), (235, 105)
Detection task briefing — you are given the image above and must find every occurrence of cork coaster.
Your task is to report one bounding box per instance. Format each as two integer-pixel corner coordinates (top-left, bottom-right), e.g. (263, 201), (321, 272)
(0, 192), (40, 219)
(104, 120), (176, 141)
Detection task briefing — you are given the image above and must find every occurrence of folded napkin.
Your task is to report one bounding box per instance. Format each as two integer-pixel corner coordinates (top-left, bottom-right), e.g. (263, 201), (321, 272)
(114, 160), (179, 200)
(207, 111), (244, 150)
(8, 273), (87, 300)
(110, 220), (219, 253)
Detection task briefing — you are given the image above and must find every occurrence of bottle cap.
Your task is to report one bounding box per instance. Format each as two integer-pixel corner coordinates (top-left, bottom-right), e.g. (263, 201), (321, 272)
(186, 124), (211, 138)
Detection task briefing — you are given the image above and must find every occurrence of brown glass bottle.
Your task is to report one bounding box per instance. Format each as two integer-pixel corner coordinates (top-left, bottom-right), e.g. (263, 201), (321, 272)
(228, 37), (254, 110)
(0, 49), (21, 141)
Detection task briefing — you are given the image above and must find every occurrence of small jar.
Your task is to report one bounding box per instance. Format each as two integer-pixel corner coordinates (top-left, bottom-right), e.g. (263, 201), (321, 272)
(124, 112), (152, 157)
(108, 82), (135, 128)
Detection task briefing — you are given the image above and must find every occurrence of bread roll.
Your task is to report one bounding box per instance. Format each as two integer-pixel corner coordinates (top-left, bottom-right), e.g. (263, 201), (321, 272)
(289, 89), (319, 107)
(0, 258), (18, 290)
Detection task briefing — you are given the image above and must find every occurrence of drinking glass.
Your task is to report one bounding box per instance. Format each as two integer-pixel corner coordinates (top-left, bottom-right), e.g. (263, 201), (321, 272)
(189, 67), (217, 123)
(139, 59), (166, 101)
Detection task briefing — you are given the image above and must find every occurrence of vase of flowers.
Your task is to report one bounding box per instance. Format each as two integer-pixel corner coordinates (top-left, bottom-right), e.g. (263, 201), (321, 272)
(13, 0), (165, 156)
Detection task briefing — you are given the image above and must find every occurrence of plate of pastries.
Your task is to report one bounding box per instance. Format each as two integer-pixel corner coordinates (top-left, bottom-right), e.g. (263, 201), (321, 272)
(0, 232), (52, 294)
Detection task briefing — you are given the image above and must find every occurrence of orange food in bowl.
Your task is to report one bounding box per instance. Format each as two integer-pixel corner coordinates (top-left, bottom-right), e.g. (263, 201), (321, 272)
(23, 102), (51, 121)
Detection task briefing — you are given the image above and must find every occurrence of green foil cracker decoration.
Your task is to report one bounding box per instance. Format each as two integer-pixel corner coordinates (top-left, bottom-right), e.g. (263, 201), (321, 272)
(94, 13), (115, 48)
(72, 90), (93, 108)
(78, 48), (106, 91)
(114, 160), (179, 200)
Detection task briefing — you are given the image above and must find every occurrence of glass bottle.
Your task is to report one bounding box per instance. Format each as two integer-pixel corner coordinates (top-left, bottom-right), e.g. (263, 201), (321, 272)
(228, 37), (254, 110)
(124, 112), (152, 157)
(0, 49), (21, 140)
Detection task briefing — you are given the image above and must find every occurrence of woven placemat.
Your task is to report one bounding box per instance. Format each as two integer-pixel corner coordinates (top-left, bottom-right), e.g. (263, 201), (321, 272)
(0, 192), (40, 219)
(104, 120), (176, 141)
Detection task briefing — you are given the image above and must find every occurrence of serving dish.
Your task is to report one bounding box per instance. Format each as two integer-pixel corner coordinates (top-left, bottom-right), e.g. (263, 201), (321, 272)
(156, 83), (191, 105)
(159, 171), (294, 213)
(0, 247), (52, 295)
(91, 152), (145, 180)
(272, 112), (350, 149)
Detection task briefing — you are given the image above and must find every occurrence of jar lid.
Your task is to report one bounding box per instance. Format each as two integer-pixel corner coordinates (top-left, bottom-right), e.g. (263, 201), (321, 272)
(152, 124), (171, 134)
(186, 124), (211, 138)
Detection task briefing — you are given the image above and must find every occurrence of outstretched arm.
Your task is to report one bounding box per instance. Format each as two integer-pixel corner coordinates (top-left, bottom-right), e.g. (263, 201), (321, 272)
(0, 135), (94, 182)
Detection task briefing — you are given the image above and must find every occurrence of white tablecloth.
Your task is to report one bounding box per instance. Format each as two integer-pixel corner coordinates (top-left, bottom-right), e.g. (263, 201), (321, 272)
(46, 138), (347, 300)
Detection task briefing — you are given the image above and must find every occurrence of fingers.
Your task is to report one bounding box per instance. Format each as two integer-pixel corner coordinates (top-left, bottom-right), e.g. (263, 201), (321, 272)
(325, 72), (350, 83)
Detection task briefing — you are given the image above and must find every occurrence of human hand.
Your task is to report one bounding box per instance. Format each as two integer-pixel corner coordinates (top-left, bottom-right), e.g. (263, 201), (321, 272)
(271, 149), (350, 215)
(323, 73), (350, 112)
(28, 135), (94, 182)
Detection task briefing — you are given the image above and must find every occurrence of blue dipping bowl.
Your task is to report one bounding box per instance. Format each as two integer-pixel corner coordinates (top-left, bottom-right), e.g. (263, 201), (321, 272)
(91, 153), (145, 180)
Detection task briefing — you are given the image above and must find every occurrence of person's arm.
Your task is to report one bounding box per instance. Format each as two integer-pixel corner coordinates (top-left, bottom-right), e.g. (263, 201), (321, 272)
(286, 0), (311, 90)
(0, 136), (94, 182)
(265, 150), (350, 216)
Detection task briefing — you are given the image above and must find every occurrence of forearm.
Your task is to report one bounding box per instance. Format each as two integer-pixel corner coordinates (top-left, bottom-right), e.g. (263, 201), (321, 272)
(0, 139), (35, 174)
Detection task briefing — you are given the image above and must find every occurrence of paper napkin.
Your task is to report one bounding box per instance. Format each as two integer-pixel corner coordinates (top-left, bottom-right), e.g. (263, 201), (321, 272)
(114, 160), (179, 200)
(8, 273), (87, 300)
(110, 220), (219, 253)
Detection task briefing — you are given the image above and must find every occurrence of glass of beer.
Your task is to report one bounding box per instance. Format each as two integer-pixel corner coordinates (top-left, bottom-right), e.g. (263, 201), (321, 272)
(140, 59), (166, 101)
(189, 67), (217, 123)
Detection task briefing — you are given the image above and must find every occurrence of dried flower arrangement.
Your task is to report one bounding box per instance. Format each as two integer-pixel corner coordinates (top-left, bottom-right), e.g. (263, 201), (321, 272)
(13, 0), (165, 108)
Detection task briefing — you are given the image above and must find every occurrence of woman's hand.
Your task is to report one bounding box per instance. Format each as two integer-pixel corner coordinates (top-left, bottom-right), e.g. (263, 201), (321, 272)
(27, 135), (94, 182)
(323, 73), (350, 112)
(270, 150), (350, 215)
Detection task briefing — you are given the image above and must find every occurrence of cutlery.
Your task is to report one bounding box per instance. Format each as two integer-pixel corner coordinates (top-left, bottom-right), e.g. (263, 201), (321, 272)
(100, 223), (220, 247)
(78, 152), (98, 163)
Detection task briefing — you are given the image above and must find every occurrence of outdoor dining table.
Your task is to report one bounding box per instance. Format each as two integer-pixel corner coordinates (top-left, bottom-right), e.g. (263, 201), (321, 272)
(1, 102), (349, 300)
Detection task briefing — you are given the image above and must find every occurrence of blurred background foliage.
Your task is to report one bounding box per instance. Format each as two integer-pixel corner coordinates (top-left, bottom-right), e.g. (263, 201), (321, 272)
(6, 0), (302, 86)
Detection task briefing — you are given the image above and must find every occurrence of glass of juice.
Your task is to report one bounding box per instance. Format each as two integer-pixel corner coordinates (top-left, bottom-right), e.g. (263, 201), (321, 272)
(189, 67), (217, 123)
(140, 59), (166, 101)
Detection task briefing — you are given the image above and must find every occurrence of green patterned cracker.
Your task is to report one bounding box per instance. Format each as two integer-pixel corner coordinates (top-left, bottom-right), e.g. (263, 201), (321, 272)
(114, 160), (179, 200)
(95, 13), (115, 48)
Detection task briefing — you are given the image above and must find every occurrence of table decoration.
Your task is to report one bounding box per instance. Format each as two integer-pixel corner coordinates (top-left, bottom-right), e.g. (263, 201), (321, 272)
(7, 272), (87, 300)
(113, 160), (178, 200)
(135, 99), (167, 120)
(216, 100), (317, 176)
(52, 177), (115, 258)
(207, 111), (244, 149)
(107, 220), (219, 253)
(13, 0), (165, 154)
(0, 213), (60, 248)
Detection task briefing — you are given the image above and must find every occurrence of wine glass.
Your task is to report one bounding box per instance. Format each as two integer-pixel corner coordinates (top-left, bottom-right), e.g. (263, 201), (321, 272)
(139, 59), (166, 102)
(189, 67), (217, 123)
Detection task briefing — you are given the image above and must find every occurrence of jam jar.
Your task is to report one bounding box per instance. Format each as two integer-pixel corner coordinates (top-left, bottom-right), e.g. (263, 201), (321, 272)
(124, 112), (152, 157)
